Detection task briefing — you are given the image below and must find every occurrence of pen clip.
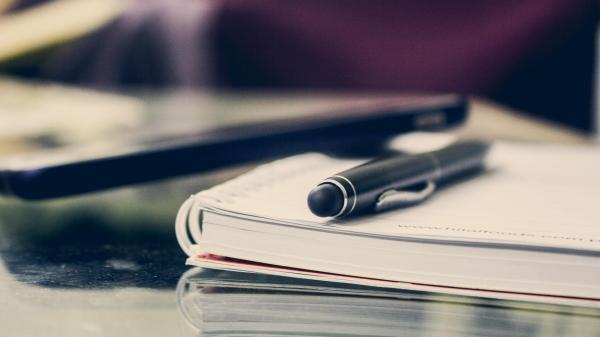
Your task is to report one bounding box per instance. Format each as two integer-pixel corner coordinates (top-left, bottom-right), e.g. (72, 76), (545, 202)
(374, 181), (436, 212)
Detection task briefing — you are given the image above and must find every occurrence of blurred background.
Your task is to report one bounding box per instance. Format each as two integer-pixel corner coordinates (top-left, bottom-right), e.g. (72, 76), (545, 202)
(1, 0), (598, 261)
(0, 2), (599, 336)
(1, 0), (599, 132)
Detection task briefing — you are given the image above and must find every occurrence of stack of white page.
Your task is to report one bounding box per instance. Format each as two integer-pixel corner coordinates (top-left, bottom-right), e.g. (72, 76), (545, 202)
(175, 134), (600, 307)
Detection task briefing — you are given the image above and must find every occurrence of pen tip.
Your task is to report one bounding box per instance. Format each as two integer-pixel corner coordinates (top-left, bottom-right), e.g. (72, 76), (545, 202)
(307, 183), (344, 217)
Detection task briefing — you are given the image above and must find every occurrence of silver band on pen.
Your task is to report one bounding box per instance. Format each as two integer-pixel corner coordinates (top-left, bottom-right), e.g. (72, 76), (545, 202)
(322, 175), (357, 217)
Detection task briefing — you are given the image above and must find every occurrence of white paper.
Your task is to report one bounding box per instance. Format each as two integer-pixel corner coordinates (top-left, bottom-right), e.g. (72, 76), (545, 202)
(194, 139), (600, 252)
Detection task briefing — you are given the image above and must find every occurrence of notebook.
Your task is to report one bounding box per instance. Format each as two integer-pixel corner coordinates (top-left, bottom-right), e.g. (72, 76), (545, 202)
(175, 134), (600, 307)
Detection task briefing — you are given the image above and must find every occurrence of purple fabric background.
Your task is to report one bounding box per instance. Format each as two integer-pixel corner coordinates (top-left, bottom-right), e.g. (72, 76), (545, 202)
(214, 0), (599, 131)
(5, 0), (599, 131)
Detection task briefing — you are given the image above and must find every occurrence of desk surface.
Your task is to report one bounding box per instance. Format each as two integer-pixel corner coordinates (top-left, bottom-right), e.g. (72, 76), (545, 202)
(0, 91), (597, 337)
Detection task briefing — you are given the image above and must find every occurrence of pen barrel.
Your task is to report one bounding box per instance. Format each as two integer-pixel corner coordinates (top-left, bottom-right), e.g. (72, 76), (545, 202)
(431, 140), (490, 181)
(331, 140), (490, 215)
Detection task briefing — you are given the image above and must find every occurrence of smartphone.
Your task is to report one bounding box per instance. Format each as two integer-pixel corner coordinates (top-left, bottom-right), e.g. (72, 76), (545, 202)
(0, 93), (467, 200)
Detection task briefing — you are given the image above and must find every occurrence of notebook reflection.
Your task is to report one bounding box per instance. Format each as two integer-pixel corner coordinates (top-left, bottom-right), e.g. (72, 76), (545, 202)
(176, 268), (600, 337)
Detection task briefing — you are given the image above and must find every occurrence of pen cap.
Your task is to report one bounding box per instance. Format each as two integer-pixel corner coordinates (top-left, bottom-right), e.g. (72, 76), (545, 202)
(307, 183), (345, 217)
(332, 153), (438, 215)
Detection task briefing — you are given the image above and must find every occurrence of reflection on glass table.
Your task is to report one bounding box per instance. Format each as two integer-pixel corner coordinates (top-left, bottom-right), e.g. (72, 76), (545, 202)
(177, 268), (600, 337)
(0, 168), (246, 337)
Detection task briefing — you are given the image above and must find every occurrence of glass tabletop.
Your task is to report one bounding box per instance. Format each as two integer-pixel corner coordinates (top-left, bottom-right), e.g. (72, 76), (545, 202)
(0, 169), (234, 337)
(0, 169), (599, 337)
(0, 84), (598, 337)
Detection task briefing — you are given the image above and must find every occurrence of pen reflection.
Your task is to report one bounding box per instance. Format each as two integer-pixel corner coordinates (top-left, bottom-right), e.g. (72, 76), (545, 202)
(176, 268), (600, 337)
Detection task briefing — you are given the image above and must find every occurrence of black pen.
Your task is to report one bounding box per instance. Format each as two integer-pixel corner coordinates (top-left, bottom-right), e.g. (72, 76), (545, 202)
(307, 140), (491, 217)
